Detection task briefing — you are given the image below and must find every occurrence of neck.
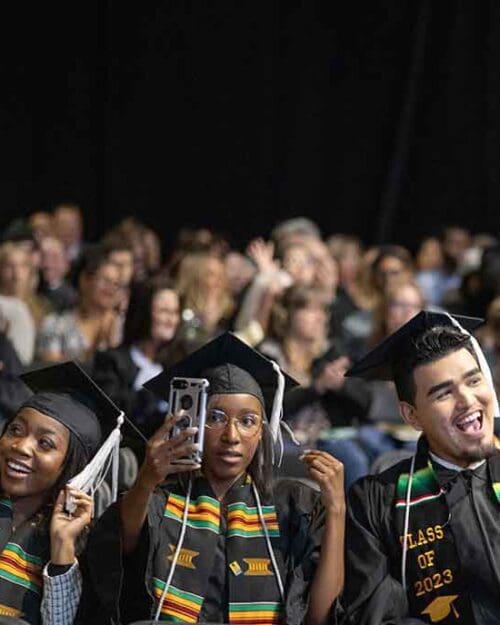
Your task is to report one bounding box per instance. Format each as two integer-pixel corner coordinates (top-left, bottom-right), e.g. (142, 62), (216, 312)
(136, 339), (157, 361)
(428, 449), (487, 471)
(10, 493), (47, 528)
(285, 336), (322, 370)
(204, 471), (245, 500)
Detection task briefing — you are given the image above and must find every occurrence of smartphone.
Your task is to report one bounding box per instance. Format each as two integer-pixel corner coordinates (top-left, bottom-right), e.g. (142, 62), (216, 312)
(168, 377), (209, 464)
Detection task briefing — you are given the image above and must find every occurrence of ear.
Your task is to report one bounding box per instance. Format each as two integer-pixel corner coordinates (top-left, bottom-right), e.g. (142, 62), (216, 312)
(399, 401), (423, 431)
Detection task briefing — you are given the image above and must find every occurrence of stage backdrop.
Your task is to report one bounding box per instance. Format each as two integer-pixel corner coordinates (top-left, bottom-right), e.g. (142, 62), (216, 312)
(2, 1), (500, 249)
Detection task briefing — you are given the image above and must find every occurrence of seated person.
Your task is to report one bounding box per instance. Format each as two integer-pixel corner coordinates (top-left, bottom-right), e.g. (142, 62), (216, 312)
(0, 361), (124, 625)
(78, 333), (345, 625)
(340, 311), (500, 625)
(92, 277), (181, 453)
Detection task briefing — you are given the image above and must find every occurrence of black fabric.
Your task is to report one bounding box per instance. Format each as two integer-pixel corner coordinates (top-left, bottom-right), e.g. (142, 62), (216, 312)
(283, 379), (372, 428)
(5, 5), (500, 250)
(38, 280), (78, 314)
(150, 476), (285, 623)
(46, 562), (73, 577)
(144, 332), (298, 418)
(204, 364), (266, 411)
(92, 347), (167, 449)
(340, 446), (500, 625)
(77, 478), (325, 625)
(0, 333), (31, 423)
(346, 311), (483, 381)
(18, 361), (129, 459)
(0, 498), (51, 625)
(20, 361), (123, 439)
(20, 392), (102, 460)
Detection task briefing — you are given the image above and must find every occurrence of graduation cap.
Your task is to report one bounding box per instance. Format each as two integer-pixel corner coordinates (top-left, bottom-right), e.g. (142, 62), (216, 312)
(347, 310), (500, 419)
(144, 332), (299, 459)
(21, 361), (123, 458)
(421, 595), (459, 622)
(346, 311), (483, 381)
(20, 361), (126, 503)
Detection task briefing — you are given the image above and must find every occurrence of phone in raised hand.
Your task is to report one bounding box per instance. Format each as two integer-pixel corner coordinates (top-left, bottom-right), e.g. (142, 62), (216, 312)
(168, 377), (209, 464)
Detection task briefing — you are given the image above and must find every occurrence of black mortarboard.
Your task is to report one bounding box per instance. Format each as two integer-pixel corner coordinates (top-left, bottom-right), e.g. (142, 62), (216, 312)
(145, 332), (298, 420)
(347, 311), (484, 381)
(20, 361), (123, 459)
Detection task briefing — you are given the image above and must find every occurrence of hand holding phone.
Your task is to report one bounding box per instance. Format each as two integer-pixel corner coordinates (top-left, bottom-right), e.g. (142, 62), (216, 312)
(168, 377), (209, 464)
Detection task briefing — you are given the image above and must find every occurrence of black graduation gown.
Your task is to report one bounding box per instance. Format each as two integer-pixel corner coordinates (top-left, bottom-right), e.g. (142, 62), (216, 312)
(339, 454), (500, 625)
(76, 477), (325, 625)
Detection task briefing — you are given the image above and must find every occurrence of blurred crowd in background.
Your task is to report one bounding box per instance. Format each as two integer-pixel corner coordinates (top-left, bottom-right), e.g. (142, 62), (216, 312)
(2, 204), (500, 487)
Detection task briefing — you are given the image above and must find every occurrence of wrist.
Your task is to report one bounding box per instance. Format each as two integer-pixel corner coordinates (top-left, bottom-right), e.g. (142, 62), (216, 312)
(324, 503), (346, 520)
(135, 471), (158, 495)
(50, 536), (76, 565)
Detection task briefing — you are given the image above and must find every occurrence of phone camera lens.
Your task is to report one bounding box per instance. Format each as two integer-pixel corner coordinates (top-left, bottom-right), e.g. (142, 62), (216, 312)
(180, 395), (193, 410)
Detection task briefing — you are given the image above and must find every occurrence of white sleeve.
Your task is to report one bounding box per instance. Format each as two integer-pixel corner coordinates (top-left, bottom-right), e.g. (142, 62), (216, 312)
(41, 560), (82, 625)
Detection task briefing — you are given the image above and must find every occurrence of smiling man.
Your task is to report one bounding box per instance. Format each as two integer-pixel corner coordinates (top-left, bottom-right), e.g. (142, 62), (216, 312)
(339, 311), (500, 625)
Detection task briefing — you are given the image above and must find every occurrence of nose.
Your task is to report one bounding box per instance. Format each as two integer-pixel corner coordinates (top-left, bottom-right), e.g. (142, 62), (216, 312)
(221, 418), (240, 443)
(456, 385), (475, 410)
(11, 437), (33, 457)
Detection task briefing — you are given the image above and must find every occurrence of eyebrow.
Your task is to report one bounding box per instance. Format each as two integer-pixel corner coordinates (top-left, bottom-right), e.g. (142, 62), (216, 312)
(14, 415), (62, 438)
(426, 367), (481, 397)
(36, 427), (60, 437)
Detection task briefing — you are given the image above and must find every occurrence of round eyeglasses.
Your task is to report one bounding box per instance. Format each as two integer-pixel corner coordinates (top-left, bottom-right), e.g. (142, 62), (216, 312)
(205, 409), (262, 437)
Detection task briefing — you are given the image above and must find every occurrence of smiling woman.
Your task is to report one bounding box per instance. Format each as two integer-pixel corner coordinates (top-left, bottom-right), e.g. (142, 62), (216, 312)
(79, 333), (346, 625)
(0, 362), (123, 625)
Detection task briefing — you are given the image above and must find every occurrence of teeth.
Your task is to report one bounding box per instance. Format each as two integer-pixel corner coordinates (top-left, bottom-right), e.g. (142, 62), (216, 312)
(7, 461), (31, 474)
(456, 411), (481, 427)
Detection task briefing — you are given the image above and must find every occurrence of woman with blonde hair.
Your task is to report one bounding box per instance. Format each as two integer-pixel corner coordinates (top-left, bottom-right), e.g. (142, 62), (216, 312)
(175, 252), (234, 349)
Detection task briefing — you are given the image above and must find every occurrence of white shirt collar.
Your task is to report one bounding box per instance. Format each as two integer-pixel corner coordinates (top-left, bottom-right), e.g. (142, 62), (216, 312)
(428, 450), (486, 472)
(130, 346), (163, 390)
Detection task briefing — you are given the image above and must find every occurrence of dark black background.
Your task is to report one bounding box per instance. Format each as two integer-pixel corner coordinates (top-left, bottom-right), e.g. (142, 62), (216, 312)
(2, 1), (500, 249)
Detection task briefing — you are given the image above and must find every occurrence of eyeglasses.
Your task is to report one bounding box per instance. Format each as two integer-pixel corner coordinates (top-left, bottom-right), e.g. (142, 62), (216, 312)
(205, 409), (262, 437)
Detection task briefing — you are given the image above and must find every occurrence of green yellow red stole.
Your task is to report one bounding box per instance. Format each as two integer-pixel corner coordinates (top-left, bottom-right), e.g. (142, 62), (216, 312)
(0, 495), (50, 624)
(393, 439), (500, 624)
(152, 475), (285, 624)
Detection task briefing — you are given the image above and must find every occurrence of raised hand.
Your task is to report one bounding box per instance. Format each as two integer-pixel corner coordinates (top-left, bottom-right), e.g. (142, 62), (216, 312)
(246, 238), (278, 274)
(137, 413), (201, 491)
(300, 450), (345, 516)
(50, 487), (93, 564)
(313, 356), (350, 394)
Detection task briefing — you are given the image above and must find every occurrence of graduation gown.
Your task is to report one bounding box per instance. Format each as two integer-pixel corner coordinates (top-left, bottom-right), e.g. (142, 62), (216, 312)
(340, 442), (500, 625)
(76, 476), (325, 625)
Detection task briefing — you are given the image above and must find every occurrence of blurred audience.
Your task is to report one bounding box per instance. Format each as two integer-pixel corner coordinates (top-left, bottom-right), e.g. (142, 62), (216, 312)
(53, 202), (85, 264)
(0, 241), (51, 327)
(175, 251), (233, 350)
(36, 247), (122, 363)
(38, 236), (78, 312)
(93, 277), (181, 450)
(0, 208), (495, 493)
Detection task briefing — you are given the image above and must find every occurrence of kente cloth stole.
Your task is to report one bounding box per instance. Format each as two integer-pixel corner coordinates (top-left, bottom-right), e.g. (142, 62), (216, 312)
(0, 496), (49, 625)
(153, 477), (285, 624)
(393, 449), (500, 625)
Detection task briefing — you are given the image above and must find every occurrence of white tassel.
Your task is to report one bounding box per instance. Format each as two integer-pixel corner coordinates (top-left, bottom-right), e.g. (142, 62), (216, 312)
(66, 412), (125, 513)
(269, 361), (285, 466)
(268, 361), (300, 466)
(446, 315), (500, 418)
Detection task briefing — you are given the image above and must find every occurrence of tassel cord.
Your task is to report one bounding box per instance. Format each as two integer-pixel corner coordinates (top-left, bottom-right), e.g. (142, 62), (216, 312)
(154, 477), (193, 622)
(252, 482), (285, 603)
(401, 453), (416, 592)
